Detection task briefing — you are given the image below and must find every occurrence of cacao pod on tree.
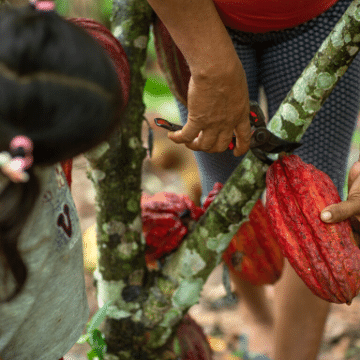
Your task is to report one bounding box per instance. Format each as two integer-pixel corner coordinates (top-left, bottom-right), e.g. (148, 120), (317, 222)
(266, 154), (360, 304)
(202, 182), (224, 211)
(141, 184), (226, 265)
(171, 314), (213, 360)
(141, 192), (203, 263)
(222, 198), (284, 285)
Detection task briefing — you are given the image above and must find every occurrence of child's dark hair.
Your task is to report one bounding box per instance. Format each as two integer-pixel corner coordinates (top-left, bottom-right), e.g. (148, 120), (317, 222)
(0, 4), (129, 302)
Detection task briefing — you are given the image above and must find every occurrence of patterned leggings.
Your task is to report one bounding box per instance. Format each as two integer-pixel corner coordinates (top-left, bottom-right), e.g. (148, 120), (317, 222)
(177, 0), (360, 201)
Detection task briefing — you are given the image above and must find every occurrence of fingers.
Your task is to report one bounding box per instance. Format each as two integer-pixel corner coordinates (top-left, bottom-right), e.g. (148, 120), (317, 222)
(321, 160), (360, 223)
(321, 198), (360, 223)
(233, 118), (251, 157)
(167, 121), (202, 145)
(168, 121), (241, 153)
(167, 115), (251, 155)
(183, 130), (227, 152)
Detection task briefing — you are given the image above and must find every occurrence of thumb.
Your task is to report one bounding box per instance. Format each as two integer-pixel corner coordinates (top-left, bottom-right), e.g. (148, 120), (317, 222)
(167, 120), (201, 144)
(321, 158), (360, 223)
(321, 198), (360, 223)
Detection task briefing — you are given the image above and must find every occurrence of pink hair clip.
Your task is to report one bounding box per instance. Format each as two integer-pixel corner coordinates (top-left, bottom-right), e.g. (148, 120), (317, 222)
(0, 136), (34, 183)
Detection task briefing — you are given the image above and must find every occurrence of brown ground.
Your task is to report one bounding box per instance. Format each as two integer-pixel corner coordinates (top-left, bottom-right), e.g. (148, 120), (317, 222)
(64, 115), (360, 360)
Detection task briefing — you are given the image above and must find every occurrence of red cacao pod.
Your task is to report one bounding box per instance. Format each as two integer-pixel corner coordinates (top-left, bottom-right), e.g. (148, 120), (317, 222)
(266, 154), (360, 304)
(202, 182), (224, 211)
(173, 314), (213, 360)
(222, 199), (284, 285)
(69, 18), (131, 110)
(141, 192), (204, 262)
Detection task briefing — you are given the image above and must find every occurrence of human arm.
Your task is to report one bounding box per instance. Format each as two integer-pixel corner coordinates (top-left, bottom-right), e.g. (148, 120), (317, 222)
(146, 0), (251, 155)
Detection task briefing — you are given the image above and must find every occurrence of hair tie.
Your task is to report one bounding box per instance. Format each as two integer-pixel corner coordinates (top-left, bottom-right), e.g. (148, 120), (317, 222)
(30, 0), (56, 12)
(0, 136), (34, 183)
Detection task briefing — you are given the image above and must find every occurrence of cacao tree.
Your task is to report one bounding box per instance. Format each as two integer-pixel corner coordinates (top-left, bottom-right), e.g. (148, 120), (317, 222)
(85, 0), (360, 358)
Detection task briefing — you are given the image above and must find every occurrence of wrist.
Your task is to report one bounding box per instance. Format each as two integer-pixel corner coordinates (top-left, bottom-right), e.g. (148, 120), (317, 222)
(190, 50), (243, 84)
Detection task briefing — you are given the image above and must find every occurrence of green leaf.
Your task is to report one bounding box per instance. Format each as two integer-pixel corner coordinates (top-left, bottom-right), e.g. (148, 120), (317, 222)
(89, 329), (107, 352)
(87, 347), (104, 360)
(87, 301), (113, 333)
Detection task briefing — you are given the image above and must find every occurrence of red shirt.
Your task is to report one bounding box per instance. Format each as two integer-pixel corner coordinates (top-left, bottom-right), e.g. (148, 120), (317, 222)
(213, 0), (339, 33)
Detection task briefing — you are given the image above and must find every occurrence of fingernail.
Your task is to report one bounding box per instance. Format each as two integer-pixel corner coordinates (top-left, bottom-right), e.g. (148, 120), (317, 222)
(321, 211), (332, 221)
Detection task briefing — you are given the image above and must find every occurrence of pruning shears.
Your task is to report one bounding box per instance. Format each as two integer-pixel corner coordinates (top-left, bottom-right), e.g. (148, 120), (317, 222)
(154, 101), (301, 165)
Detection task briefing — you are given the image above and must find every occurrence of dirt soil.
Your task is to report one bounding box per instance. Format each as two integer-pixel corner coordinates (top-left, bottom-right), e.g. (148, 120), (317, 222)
(64, 116), (360, 360)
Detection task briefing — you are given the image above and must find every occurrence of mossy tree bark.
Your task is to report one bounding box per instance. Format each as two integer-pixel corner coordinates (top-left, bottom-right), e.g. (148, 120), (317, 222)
(88, 0), (360, 359)
(85, 1), (155, 359)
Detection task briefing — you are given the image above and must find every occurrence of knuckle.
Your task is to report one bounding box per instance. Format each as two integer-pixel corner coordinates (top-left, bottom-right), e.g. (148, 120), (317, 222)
(181, 135), (195, 143)
(201, 144), (214, 152)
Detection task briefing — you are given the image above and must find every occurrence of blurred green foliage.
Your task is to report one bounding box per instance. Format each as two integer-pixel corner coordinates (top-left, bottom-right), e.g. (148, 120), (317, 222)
(352, 128), (360, 145)
(144, 31), (172, 98)
(55, 0), (111, 22)
(54, 0), (68, 15)
(99, 0), (112, 20)
(143, 31), (179, 120)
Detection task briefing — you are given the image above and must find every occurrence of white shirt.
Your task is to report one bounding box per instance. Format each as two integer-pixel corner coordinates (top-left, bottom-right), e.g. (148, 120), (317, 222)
(0, 164), (89, 360)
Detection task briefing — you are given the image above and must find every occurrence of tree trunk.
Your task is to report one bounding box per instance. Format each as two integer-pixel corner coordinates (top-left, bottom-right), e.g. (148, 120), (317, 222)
(85, 1), (154, 359)
(87, 0), (360, 359)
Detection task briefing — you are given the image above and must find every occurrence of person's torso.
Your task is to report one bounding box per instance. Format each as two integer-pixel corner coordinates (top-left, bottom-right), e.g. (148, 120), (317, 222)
(213, 0), (340, 32)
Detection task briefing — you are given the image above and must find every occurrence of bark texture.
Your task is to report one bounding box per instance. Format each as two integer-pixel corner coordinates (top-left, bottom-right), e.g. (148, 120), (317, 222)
(89, 0), (360, 358)
(85, 1), (155, 359)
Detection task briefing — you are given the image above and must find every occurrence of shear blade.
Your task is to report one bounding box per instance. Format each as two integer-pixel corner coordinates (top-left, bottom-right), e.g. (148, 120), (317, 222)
(254, 131), (301, 154)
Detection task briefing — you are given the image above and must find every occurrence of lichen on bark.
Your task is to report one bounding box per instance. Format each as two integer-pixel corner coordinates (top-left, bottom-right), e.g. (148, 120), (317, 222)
(85, 0), (156, 358)
(268, 0), (360, 141)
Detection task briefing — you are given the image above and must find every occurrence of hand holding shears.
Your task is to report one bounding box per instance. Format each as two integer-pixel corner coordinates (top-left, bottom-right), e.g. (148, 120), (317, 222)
(154, 101), (301, 164)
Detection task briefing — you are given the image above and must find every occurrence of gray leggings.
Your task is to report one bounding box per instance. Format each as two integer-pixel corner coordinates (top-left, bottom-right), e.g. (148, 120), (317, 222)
(177, 0), (360, 201)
